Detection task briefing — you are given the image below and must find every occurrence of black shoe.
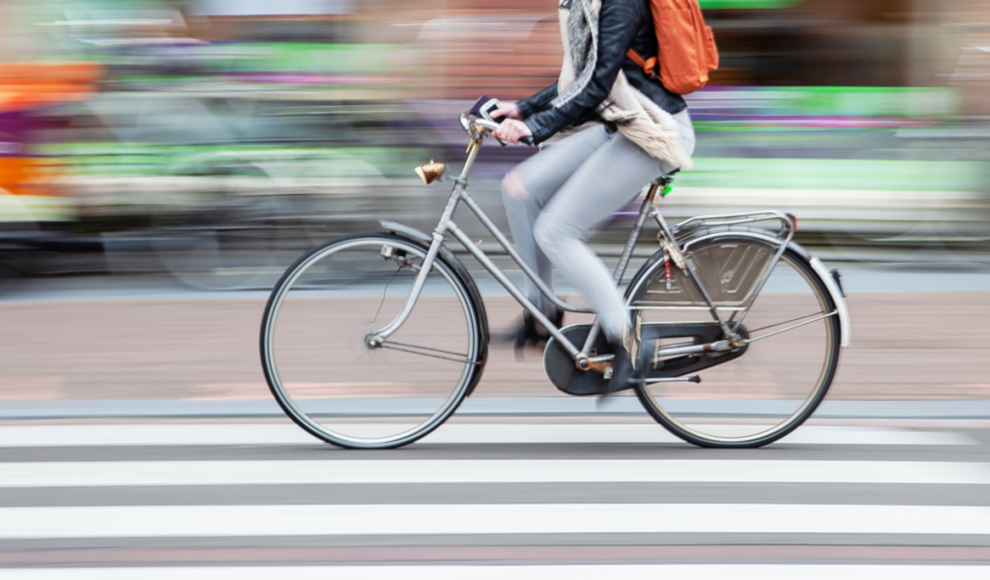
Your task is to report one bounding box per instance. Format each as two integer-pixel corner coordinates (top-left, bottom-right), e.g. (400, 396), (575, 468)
(503, 308), (564, 353)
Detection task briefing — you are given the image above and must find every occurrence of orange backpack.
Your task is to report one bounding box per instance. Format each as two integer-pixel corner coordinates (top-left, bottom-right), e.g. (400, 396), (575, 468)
(626, 0), (719, 95)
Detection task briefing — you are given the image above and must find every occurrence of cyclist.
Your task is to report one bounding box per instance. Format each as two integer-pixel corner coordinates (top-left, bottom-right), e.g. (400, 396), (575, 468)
(491, 0), (696, 393)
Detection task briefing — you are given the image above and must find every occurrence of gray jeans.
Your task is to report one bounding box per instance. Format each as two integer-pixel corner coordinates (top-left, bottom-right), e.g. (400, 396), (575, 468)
(502, 110), (695, 342)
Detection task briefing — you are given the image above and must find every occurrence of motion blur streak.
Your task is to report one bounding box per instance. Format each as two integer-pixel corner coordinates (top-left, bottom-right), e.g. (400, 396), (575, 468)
(0, 0), (987, 282)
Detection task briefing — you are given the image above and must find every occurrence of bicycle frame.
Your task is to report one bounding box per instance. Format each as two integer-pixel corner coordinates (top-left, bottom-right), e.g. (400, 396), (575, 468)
(368, 114), (798, 370)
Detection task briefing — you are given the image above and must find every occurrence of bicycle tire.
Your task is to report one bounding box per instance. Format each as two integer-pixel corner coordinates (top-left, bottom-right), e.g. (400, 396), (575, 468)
(626, 234), (842, 448)
(259, 232), (486, 449)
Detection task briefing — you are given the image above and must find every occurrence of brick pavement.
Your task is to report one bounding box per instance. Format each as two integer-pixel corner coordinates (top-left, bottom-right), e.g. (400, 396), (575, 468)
(0, 293), (987, 403)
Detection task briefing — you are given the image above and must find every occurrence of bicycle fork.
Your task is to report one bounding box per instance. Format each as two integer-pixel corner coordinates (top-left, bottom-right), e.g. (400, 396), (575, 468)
(366, 140), (485, 347)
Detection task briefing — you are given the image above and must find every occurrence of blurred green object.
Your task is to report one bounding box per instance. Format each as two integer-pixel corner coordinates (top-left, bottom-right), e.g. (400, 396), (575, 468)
(777, 87), (959, 118)
(699, 0), (807, 9)
(244, 43), (392, 75)
(83, 42), (398, 79)
(680, 158), (987, 192)
(694, 87), (960, 118)
(39, 143), (416, 178)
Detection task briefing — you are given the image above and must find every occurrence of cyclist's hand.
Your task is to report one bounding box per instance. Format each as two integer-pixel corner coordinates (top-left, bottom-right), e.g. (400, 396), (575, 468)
(492, 119), (532, 144)
(491, 102), (522, 121)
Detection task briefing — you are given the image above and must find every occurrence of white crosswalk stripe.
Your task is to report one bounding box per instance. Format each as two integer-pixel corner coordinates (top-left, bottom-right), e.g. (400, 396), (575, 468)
(0, 421), (987, 574)
(3, 459), (990, 487)
(4, 503), (990, 539)
(1, 565), (989, 580)
(0, 422), (977, 447)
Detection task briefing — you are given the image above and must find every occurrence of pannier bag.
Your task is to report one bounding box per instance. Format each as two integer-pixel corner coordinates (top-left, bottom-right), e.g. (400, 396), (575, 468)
(626, 0), (719, 95)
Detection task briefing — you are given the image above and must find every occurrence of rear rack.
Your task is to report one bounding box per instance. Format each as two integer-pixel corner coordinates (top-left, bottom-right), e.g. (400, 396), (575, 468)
(670, 210), (797, 244)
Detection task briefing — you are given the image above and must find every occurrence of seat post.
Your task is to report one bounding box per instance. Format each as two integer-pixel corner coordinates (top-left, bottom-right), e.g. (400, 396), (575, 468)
(643, 181), (661, 205)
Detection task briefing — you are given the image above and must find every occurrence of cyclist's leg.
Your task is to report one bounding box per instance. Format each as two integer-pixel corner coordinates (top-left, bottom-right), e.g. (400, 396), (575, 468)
(533, 111), (695, 342)
(502, 124), (609, 315)
(661, 110), (695, 174)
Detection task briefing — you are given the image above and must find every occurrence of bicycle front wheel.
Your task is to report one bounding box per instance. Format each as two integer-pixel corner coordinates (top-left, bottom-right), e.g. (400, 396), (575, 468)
(627, 236), (841, 448)
(260, 232), (486, 449)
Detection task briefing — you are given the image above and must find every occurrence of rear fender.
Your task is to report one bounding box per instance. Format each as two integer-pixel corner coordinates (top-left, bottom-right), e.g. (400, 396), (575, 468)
(626, 228), (849, 347)
(808, 257), (851, 347)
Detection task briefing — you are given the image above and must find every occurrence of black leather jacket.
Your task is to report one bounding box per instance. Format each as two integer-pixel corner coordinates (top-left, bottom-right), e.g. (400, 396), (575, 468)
(517, 0), (686, 144)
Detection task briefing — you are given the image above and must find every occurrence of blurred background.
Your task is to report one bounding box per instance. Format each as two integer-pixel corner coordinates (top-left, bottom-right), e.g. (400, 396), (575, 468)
(0, 0), (989, 405)
(0, 0), (988, 291)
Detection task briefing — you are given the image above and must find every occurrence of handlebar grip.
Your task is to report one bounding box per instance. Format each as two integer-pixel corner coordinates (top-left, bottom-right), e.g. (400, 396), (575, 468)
(520, 136), (535, 146)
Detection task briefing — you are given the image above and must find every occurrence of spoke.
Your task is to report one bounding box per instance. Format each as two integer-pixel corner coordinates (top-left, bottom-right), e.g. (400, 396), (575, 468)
(378, 341), (477, 365)
(382, 341), (468, 358)
(747, 311), (837, 343)
(370, 265), (403, 324)
(747, 311), (826, 334)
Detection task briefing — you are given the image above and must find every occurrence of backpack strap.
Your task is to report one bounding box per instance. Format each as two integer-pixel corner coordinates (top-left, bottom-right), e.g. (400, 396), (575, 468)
(626, 48), (659, 80)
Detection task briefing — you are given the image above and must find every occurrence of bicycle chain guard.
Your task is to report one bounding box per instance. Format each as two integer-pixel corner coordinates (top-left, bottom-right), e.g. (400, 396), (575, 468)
(543, 322), (750, 396)
(543, 325), (613, 396)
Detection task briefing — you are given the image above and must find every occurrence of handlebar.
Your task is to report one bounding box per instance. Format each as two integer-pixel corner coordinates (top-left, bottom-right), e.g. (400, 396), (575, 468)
(458, 111), (535, 146)
(474, 118), (500, 132)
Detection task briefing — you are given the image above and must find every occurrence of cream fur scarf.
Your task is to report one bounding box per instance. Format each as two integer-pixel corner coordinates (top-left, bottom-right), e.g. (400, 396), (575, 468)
(552, 0), (693, 170)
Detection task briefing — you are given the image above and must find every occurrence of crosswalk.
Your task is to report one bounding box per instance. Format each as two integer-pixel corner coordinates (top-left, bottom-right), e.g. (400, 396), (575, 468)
(3, 566), (990, 580)
(0, 422), (978, 446)
(4, 459), (990, 486)
(0, 419), (988, 577)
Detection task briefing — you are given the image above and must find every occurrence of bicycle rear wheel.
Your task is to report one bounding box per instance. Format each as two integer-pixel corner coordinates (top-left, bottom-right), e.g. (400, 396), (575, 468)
(627, 235), (841, 448)
(260, 232), (486, 449)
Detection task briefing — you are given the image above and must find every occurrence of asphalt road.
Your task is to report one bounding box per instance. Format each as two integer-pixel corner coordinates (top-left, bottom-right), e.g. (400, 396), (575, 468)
(4, 263), (990, 303)
(0, 286), (988, 408)
(0, 417), (989, 577)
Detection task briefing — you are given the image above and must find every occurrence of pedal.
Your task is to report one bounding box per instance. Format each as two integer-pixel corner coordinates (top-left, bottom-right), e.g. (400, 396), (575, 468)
(639, 374), (702, 385)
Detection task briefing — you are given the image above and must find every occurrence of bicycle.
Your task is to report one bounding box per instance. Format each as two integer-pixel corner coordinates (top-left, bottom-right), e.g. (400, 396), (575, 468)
(259, 108), (851, 449)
